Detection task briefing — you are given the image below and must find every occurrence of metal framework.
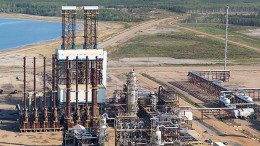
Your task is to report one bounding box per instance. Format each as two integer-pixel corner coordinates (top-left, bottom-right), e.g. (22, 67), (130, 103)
(83, 6), (99, 49)
(61, 6), (76, 50)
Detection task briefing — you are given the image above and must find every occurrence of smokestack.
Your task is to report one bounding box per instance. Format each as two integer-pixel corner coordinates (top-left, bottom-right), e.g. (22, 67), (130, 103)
(43, 57), (46, 109)
(33, 57), (38, 124)
(76, 56), (80, 122)
(66, 56), (71, 128)
(91, 56), (98, 127)
(23, 57), (26, 111)
(43, 57), (48, 123)
(52, 55), (56, 109)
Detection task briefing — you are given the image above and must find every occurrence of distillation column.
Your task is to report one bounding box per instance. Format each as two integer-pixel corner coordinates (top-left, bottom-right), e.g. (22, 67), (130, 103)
(126, 69), (138, 116)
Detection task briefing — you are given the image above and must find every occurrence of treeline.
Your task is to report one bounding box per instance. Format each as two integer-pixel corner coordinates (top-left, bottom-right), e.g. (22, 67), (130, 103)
(0, 0), (260, 22)
(184, 6), (260, 14)
(99, 9), (144, 22)
(0, 0), (145, 22)
(185, 14), (260, 27)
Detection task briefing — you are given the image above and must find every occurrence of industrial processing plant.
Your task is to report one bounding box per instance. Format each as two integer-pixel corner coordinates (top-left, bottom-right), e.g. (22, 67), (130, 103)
(0, 4), (258, 146)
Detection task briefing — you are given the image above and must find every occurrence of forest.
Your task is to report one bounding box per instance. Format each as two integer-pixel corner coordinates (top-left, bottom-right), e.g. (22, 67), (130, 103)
(185, 14), (260, 27)
(0, 0), (259, 23)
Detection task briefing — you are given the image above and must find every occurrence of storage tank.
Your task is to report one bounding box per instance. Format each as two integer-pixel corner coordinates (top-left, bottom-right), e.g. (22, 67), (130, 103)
(184, 110), (193, 121)
(234, 108), (254, 118)
(180, 127), (188, 134)
(219, 95), (231, 105)
(243, 95), (253, 103)
(99, 115), (107, 145)
(151, 127), (162, 145)
(238, 92), (253, 103)
(213, 142), (226, 146)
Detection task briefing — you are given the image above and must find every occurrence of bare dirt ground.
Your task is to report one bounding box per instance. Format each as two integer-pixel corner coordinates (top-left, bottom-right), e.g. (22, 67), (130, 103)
(245, 28), (260, 38)
(0, 14), (175, 145)
(0, 13), (260, 145)
(108, 66), (260, 146)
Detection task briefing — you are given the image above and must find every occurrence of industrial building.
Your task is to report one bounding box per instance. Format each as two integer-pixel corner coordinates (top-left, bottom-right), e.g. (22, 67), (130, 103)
(17, 5), (260, 146)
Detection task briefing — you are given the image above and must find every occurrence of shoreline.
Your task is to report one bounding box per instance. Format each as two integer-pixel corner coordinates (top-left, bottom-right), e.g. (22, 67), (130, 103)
(0, 13), (61, 22)
(0, 13), (62, 56)
(0, 38), (60, 56)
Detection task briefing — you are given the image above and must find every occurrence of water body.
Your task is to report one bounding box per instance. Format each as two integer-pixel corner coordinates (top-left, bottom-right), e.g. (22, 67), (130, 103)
(0, 18), (60, 51)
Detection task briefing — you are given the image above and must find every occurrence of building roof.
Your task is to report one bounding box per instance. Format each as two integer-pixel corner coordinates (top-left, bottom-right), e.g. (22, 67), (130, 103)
(56, 49), (105, 60)
(83, 6), (99, 10)
(62, 6), (77, 10)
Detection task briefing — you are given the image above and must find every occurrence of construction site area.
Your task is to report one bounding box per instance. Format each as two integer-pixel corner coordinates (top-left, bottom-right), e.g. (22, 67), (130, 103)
(0, 5), (260, 146)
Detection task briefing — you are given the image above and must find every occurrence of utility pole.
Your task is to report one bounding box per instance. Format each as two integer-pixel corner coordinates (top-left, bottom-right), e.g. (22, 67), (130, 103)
(224, 5), (229, 71)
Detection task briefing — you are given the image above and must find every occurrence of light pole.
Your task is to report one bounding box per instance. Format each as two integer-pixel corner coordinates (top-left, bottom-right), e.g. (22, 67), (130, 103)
(224, 5), (229, 71)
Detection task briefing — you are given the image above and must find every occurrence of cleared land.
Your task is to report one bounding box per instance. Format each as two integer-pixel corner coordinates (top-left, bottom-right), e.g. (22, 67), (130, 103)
(0, 12), (260, 145)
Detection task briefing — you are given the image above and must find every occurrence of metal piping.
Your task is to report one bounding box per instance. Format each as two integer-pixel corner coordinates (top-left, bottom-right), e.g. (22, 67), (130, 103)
(23, 57), (26, 111)
(52, 55), (56, 109)
(43, 57), (46, 109)
(33, 57), (37, 121)
(43, 57), (48, 123)
(76, 56), (79, 118)
(85, 56), (89, 126)
(66, 56), (71, 128)
(91, 56), (98, 127)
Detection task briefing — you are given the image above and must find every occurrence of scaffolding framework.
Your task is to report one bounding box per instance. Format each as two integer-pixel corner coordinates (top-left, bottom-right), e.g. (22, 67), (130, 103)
(61, 6), (77, 50)
(83, 6), (99, 49)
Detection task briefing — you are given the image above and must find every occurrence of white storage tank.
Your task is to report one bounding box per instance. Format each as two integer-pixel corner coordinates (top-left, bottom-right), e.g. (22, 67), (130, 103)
(213, 142), (226, 146)
(219, 96), (231, 105)
(234, 108), (254, 118)
(152, 127), (162, 145)
(184, 110), (193, 121)
(238, 92), (253, 103)
(99, 115), (107, 145)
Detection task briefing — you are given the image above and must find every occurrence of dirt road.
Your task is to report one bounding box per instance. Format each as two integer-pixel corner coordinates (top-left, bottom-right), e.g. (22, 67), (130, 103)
(169, 22), (260, 51)
(99, 18), (173, 48)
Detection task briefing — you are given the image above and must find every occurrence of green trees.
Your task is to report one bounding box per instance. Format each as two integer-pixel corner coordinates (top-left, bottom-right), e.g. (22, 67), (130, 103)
(0, 0), (259, 24)
(185, 14), (260, 27)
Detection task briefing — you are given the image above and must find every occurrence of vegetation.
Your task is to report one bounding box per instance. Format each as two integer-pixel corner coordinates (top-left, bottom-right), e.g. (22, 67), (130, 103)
(109, 31), (260, 61)
(182, 23), (260, 49)
(0, 0), (260, 22)
(185, 14), (260, 27)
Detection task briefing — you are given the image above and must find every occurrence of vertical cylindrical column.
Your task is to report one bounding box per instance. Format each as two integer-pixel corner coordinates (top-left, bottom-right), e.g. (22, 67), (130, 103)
(23, 57), (26, 111)
(23, 57), (28, 128)
(52, 55), (56, 109)
(91, 56), (98, 127)
(83, 12), (87, 49)
(84, 56), (89, 126)
(66, 56), (71, 128)
(72, 11), (76, 49)
(76, 56), (79, 121)
(33, 57), (38, 122)
(224, 5), (229, 71)
(94, 13), (98, 49)
(43, 57), (48, 129)
(43, 57), (46, 109)
(61, 10), (65, 50)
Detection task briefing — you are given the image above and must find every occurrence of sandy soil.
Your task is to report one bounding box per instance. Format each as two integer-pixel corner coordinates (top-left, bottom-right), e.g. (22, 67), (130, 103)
(245, 28), (260, 38)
